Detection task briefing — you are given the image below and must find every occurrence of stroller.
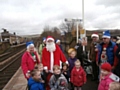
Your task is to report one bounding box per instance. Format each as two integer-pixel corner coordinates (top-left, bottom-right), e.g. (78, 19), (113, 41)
(82, 51), (92, 75)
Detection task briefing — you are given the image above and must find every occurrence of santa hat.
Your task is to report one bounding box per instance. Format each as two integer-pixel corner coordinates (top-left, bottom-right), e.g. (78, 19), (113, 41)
(46, 36), (54, 42)
(101, 63), (112, 72)
(102, 30), (111, 38)
(26, 41), (34, 49)
(56, 39), (60, 43)
(42, 37), (46, 42)
(91, 32), (99, 38)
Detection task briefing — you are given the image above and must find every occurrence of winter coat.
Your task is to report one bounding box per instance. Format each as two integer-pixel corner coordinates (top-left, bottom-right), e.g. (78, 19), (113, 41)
(97, 41), (117, 66)
(28, 77), (45, 90)
(21, 51), (40, 78)
(68, 57), (77, 74)
(70, 66), (86, 87)
(42, 45), (67, 71)
(98, 73), (114, 90)
(49, 74), (68, 90)
(89, 41), (99, 62)
(61, 69), (69, 82)
(39, 43), (45, 55)
(58, 44), (64, 53)
(75, 43), (83, 59)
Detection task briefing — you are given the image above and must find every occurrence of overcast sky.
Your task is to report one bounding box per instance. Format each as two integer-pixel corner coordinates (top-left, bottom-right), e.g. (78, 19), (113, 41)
(0, 0), (120, 35)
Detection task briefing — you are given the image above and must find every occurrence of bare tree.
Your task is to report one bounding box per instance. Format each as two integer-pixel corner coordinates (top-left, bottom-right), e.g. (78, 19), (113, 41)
(43, 25), (50, 32)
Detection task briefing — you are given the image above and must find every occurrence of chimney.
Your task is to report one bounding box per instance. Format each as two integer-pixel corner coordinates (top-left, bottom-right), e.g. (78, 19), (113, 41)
(13, 32), (16, 35)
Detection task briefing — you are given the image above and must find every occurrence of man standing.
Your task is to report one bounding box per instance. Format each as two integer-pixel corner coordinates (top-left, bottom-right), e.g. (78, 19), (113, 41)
(75, 38), (83, 66)
(42, 36), (67, 72)
(56, 39), (64, 52)
(89, 33), (100, 81)
(96, 30), (118, 69)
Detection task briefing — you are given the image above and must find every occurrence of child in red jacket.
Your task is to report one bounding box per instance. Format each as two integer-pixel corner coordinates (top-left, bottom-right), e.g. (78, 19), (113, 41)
(70, 59), (86, 90)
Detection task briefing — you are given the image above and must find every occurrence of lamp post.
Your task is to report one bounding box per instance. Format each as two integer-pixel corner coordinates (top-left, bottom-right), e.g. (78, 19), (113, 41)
(82, 0), (86, 51)
(65, 18), (82, 43)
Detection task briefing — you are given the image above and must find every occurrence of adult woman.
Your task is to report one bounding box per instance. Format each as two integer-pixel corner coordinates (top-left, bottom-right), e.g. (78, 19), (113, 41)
(21, 41), (40, 79)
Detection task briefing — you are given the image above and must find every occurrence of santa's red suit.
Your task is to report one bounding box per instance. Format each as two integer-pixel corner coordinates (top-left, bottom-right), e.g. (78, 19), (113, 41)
(42, 44), (67, 72)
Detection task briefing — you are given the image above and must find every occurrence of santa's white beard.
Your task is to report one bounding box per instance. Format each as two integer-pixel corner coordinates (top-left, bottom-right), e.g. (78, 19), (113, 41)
(46, 42), (56, 52)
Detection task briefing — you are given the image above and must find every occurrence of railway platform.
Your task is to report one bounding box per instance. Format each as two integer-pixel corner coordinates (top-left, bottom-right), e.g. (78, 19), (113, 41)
(3, 67), (27, 90)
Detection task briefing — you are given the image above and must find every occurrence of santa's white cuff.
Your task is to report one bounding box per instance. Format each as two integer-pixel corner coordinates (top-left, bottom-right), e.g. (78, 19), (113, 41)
(66, 61), (69, 64)
(44, 66), (48, 70)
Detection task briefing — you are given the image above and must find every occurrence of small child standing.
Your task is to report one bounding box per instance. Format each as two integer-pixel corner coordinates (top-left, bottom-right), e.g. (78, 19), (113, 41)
(61, 63), (69, 82)
(98, 63), (120, 90)
(67, 48), (77, 76)
(109, 82), (120, 90)
(70, 60), (86, 90)
(28, 69), (44, 90)
(49, 65), (68, 90)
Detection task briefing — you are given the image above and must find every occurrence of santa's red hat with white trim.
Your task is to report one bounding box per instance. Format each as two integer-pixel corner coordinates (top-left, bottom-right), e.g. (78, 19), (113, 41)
(91, 32), (99, 38)
(46, 36), (54, 42)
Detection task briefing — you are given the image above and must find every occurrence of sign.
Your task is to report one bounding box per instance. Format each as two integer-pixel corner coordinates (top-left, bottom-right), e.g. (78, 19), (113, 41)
(80, 29), (85, 34)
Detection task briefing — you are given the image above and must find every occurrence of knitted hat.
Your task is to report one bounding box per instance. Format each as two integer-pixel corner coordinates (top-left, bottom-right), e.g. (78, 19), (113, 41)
(101, 63), (112, 72)
(46, 36), (54, 42)
(42, 37), (46, 42)
(102, 30), (111, 38)
(91, 32), (99, 38)
(56, 39), (60, 43)
(26, 41), (34, 49)
(78, 38), (82, 42)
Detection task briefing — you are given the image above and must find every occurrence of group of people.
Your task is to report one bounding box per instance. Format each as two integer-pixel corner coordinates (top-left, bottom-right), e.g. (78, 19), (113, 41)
(89, 30), (120, 90)
(21, 30), (120, 90)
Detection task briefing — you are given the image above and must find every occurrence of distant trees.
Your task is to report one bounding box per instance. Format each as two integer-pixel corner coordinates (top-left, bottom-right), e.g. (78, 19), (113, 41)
(39, 25), (61, 43)
(39, 21), (83, 43)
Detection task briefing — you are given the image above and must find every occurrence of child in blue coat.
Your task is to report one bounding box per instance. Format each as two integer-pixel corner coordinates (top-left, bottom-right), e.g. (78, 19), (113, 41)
(28, 69), (45, 90)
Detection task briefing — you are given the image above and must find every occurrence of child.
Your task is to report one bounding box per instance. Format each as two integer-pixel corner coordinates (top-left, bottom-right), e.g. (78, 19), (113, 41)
(98, 63), (120, 90)
(49, 65), (68, 90)
(28, 69), (44, 90)
(70, 60), (86, 90)
(67, 48), (77, 75)
(35, 63), (49, 89)
(61, 63), (69, 82)
(109, 82), (120, 90)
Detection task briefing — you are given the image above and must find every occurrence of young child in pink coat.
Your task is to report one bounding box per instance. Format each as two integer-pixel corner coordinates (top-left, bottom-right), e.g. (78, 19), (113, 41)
(98, 63), (120, 90)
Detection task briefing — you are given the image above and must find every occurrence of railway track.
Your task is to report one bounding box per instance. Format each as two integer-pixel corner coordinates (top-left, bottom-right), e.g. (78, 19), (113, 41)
(0, 44), (25, 62)
(0, 49), (25, 90)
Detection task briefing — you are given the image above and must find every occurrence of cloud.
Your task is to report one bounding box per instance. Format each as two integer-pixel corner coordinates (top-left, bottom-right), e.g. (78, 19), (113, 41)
(95, 0), (120, 7)
(0, 0), (120, 35)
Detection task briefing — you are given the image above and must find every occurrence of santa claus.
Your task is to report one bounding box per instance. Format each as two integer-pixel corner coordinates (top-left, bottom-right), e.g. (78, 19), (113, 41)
(42, 36), (67, 72)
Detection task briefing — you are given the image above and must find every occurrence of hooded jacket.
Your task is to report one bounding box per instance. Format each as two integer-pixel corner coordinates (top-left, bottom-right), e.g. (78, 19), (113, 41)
(28, 77), (45, 90)
(98, 73), (114, 90)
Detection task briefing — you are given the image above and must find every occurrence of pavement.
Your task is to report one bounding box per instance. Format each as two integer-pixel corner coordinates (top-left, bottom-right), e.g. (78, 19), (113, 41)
(3, 67), (27, 90)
